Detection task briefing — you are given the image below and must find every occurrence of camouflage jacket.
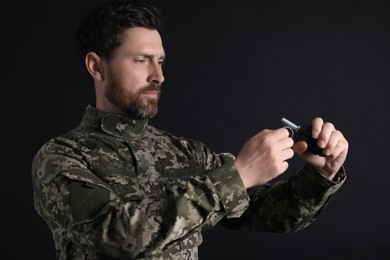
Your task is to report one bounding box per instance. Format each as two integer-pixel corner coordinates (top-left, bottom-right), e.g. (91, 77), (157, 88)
(32, 105), (346, 260)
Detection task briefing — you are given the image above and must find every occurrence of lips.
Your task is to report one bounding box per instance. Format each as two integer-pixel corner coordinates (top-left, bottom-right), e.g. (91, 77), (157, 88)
(142, 84), (161, 98)
(143, 91), (160, 98)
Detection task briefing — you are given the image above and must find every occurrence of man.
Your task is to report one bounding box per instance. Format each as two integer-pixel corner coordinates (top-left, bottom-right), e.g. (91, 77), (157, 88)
(32, 0), (348, 259)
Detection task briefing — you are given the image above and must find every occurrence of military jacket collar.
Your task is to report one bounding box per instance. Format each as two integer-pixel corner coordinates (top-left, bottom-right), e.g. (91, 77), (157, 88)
(80, 104), (148, 139)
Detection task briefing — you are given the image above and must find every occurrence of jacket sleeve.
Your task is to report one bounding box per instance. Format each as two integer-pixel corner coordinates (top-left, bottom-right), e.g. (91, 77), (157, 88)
(220, 163), (346, 233)
(32, 139), (249, 259)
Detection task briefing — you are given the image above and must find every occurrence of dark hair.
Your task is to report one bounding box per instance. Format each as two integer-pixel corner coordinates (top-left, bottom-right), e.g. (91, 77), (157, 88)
(74, 0), (163, 65)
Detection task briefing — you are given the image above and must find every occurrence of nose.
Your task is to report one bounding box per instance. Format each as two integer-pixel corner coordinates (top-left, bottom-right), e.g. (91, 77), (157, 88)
(147, 62), (165, 85)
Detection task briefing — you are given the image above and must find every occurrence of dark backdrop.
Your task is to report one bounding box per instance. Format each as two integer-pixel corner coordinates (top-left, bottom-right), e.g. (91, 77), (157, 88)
(1, 0), (389, 259)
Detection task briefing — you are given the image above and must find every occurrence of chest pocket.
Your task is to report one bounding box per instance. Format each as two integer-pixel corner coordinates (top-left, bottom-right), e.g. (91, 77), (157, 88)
(84, 150), (143, 201)
(62, 169), (113, 223)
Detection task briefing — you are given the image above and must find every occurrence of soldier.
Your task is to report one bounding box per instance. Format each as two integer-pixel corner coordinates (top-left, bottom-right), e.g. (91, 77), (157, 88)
(31, 0), (349, 259)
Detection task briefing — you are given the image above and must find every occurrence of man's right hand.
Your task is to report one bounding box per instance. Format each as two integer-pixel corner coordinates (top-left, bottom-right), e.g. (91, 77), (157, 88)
(234, 128), (294, 188)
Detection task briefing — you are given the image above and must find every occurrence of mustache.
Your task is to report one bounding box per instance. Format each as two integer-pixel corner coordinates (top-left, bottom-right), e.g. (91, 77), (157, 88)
(141, 83), (161, 93)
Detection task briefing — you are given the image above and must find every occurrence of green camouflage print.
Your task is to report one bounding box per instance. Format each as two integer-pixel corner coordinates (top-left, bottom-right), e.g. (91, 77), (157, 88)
(32, 104), (346, 259)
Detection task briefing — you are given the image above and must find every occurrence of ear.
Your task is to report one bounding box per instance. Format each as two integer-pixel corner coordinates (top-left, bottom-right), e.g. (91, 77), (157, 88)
(85, 52), (105, 81)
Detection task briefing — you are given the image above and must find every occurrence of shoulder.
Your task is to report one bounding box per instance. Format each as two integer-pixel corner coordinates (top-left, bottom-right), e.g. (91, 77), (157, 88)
(33, 126), (86, 160)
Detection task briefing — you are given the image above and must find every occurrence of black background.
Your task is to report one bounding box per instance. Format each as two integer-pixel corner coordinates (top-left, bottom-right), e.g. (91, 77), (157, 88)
(1, 0), (389, 259)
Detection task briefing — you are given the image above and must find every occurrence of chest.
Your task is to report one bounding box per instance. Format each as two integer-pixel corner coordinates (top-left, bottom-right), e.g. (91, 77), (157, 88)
(80, 136), (204, 200)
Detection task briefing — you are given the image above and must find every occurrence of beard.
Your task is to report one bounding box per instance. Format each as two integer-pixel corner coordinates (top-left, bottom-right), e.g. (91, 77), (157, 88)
(105, 68), (161, 119)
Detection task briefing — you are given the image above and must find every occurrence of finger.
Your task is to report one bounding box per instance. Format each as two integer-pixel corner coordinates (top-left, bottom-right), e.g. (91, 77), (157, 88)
(279, 135), (294, 149)
(275, 127), (292, 139)
(322, 130), (342, 156)
(279, 160), (289, 174)
(311, 117), (324, 139)
(292, 140), (308, 155)
(281, 147), (294, 161)
(324, 134), (348, 159)
(317, 122), (335, 149)
(283, 126), (294, 138)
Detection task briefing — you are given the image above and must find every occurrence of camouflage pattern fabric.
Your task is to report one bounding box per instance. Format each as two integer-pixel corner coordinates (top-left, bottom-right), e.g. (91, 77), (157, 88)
(32, 104), (346, 259)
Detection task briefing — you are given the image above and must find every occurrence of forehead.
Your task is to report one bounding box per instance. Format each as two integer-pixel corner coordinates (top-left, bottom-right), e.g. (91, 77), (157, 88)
(117, 27), (165, 55)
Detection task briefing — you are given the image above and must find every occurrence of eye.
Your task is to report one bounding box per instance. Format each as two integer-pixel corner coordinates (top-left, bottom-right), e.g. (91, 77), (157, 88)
(134, 58), (146, 64)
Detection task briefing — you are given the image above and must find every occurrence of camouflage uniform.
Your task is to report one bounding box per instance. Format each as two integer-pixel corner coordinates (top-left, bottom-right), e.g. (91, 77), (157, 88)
(32, 105), (346, 259)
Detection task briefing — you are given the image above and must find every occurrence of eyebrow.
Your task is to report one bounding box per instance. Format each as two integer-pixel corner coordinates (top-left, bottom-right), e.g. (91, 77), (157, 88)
(137, 53), (166, 60)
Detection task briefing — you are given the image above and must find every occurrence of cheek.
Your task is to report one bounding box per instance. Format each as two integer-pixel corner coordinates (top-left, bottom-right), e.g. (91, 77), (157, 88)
(119, 65), (148, 86)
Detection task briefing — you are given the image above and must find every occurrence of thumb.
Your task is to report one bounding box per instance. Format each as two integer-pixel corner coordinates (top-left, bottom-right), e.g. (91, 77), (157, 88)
(292, 141), (308, 155)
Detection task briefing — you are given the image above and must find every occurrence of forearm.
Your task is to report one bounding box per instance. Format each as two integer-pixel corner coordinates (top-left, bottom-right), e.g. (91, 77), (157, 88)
(221, 164), (346, 233)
